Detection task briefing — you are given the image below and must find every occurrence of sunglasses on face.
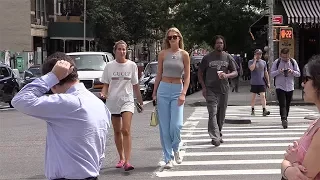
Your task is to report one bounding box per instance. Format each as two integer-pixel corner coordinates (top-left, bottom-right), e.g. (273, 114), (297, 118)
(167, 35), (178, 40)
(303, 76), (313, 83)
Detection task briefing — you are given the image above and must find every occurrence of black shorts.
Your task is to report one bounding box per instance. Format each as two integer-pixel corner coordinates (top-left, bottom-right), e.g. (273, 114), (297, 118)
(111, 111), (130, 117)
(250, 85), (266, 94)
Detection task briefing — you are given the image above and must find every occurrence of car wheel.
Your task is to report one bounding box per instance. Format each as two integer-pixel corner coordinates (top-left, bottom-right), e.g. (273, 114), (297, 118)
(9, 88), (18, 108)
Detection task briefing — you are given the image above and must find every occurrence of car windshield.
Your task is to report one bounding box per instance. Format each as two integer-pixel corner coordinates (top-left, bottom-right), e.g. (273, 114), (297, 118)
(145, 63), (158, 75)
(69, 55), (106, 71)
(28, 67), (41, 76)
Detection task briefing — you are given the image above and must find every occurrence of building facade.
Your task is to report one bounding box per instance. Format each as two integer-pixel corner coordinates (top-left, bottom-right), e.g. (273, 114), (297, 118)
(0, 0), (53, 70)
(250, 0), (320, 88)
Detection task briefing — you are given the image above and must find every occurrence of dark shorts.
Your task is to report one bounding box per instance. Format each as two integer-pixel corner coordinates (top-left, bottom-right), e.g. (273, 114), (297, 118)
(111, 111), (130, 117)
(250, 85), (266, 94)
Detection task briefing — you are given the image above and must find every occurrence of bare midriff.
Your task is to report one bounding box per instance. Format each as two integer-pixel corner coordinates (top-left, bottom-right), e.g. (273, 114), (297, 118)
(161, 76), (183, 84)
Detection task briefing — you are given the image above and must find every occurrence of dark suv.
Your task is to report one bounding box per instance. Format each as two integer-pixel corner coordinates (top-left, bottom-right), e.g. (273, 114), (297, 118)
(21, 65), (41, 87)
(0, 63), (20, 107)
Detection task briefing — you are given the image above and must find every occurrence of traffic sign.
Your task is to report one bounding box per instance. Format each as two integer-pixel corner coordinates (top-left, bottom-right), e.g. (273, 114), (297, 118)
(273, 15), (283, 24)
(280, 27), (293, 39)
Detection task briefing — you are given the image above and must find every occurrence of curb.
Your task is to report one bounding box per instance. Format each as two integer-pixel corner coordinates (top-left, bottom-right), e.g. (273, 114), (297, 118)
(225, 118), (251, 124)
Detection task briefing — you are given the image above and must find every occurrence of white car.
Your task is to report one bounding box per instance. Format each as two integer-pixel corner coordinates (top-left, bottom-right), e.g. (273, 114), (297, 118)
(66, 52), (114, 101)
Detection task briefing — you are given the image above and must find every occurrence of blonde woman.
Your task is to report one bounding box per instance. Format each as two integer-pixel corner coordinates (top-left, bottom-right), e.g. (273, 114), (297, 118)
(281, 55), (320, 180)
(100, 40), (144, 171)
(152, 27), (190, 169)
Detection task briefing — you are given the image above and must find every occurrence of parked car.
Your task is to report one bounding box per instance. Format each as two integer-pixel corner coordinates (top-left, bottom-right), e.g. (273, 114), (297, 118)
(66, 52), (114, 101)
(0, 63), (20, 107)
(21, 65), (41, 88)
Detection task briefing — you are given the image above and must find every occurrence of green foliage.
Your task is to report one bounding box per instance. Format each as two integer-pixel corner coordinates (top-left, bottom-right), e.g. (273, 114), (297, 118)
(87, 0), (267, 53)
(174, 0), (266, 52)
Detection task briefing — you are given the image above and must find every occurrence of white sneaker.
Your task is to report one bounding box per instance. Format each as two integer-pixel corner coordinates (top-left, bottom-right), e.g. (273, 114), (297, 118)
(164, 160), (174, 169)
(174, 151), (182, 164)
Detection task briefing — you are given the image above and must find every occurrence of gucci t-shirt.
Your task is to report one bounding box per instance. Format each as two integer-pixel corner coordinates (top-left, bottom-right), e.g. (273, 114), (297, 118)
(101, 60), (138, 114)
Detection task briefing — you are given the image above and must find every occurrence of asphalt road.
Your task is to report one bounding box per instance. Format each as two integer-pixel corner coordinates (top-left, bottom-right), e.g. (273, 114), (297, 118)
(0, 92), (198, 180)
(0, 89), (318, 180)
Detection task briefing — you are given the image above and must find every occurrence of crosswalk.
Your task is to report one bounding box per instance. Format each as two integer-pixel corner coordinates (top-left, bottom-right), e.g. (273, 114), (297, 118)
(155, 106), (319, 179)
(0, 103), (10, 111)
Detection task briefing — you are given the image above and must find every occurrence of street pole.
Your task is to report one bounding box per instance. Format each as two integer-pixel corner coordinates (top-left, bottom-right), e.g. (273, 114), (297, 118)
(267, 0), (276, 101)
(83, 0), (86, 52)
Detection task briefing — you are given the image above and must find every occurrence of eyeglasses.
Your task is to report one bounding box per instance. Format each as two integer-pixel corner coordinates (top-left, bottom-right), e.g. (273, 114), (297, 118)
(167, 35), (178, 40)
(303, 76), (313, 83)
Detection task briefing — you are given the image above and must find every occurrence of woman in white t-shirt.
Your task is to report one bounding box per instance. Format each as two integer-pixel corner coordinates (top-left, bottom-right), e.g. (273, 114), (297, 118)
(100, 40), (144, 171)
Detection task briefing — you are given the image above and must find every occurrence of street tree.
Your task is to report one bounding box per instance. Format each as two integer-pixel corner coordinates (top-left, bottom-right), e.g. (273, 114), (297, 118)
(173, 0), (266, 52)
(87, 0), (180, 51)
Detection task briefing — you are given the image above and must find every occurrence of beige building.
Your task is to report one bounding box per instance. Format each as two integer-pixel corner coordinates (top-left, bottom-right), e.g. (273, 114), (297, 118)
(0, 0), (52, 66)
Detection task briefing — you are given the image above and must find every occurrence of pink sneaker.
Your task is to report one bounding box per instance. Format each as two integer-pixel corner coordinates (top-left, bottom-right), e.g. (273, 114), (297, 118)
(124, 163), (134, 171)
(116, 160), (125, 168)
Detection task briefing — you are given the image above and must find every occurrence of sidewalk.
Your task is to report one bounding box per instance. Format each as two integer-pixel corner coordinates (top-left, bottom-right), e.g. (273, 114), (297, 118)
(227, 82), (312, 106)
(189, 80), (312, 106)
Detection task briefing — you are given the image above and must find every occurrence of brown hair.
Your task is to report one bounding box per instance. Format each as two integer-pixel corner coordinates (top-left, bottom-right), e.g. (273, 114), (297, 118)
(113, 40), (128, 54)
(212, 35), (226, 50)
(306, 54), (320, 99)
(280, 48), (290, 54)
(42, 52), (78, 85)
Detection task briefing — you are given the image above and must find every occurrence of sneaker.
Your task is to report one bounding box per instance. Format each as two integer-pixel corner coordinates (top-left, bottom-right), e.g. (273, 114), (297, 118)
(282, 119), (288, 129)
(220, 138), (224, 143)
(116, 160), (125, 168)
(124, 163), (134, 171)
(164, 160), (174, 169)
(251, 110), (255, 116)
(174, 151), (182, 164)
(263, 110), (270, 116)
(211, 139), (220, 147)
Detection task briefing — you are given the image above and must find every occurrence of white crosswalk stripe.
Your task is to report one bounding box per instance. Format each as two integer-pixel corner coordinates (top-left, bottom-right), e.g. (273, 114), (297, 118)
(155, 106), (318, 179)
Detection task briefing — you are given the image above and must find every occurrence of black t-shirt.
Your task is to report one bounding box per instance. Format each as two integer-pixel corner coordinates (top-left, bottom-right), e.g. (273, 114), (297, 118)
(199, 51), (237, 94)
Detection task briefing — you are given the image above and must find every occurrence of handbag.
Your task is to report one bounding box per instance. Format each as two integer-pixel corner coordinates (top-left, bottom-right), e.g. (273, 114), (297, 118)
(150, 106), (159, 127)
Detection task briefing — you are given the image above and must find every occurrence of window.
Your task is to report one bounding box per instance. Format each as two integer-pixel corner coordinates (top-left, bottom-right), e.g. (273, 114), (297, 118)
(145, 63), (158, 75)
(69, 55), (106, 71)
(0, 67), (10, 78)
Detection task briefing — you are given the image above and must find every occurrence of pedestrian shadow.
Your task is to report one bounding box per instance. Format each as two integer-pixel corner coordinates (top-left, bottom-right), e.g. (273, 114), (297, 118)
(100, 166), (157, 176)
(25, 174), (46, 179)
(186, 141), (211, 146)
(144, 147), (162, 151)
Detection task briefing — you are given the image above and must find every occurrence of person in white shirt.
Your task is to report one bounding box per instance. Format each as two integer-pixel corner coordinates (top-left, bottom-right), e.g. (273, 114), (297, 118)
(100, 40), (144, 171)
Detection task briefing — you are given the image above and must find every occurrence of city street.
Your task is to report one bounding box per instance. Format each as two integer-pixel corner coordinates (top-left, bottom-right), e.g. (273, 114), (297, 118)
(0, 88), (319, 180)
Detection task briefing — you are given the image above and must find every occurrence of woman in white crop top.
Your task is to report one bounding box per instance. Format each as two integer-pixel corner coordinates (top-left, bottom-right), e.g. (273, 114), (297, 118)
(100, 40), (144, 171)
(152, 27), (190, 169)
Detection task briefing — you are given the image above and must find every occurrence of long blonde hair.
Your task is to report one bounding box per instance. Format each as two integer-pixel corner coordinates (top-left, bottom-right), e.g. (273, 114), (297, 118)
(162, 27), (185, 50)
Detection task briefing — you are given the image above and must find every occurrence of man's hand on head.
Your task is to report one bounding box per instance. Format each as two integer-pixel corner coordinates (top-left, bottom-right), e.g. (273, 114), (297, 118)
(51, 60), (74, 80)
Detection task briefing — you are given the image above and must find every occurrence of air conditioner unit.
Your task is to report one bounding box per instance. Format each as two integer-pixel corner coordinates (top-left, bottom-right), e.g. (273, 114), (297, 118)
(35, 18), (41, 25)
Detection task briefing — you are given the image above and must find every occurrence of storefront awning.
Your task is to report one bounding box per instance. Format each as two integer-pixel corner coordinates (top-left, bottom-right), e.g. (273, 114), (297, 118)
(48, 22), (95, 40)
(282, 0), (320, 24)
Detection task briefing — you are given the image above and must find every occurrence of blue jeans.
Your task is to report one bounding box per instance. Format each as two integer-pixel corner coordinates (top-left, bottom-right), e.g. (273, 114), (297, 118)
(157, 81), (184, 163)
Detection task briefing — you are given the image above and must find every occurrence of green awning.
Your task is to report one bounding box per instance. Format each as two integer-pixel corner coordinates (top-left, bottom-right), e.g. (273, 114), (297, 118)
(48, 22), (95, 40)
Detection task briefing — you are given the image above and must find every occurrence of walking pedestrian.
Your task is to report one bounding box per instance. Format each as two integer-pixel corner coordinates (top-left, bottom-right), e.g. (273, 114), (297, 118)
(198, 35), (238, 147)
(152, 27), (190, 169)
(270, 48), (300, 129)
(248, 49), (271, 116)
(11, 52), (110, 180)
(281, 55), (320, 180)
(231, 54), (243, 93)
(100, 40), (144, 171)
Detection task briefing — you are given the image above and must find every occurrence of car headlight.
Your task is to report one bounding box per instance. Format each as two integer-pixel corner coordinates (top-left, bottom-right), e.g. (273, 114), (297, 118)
(93, 78), (104, 89)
